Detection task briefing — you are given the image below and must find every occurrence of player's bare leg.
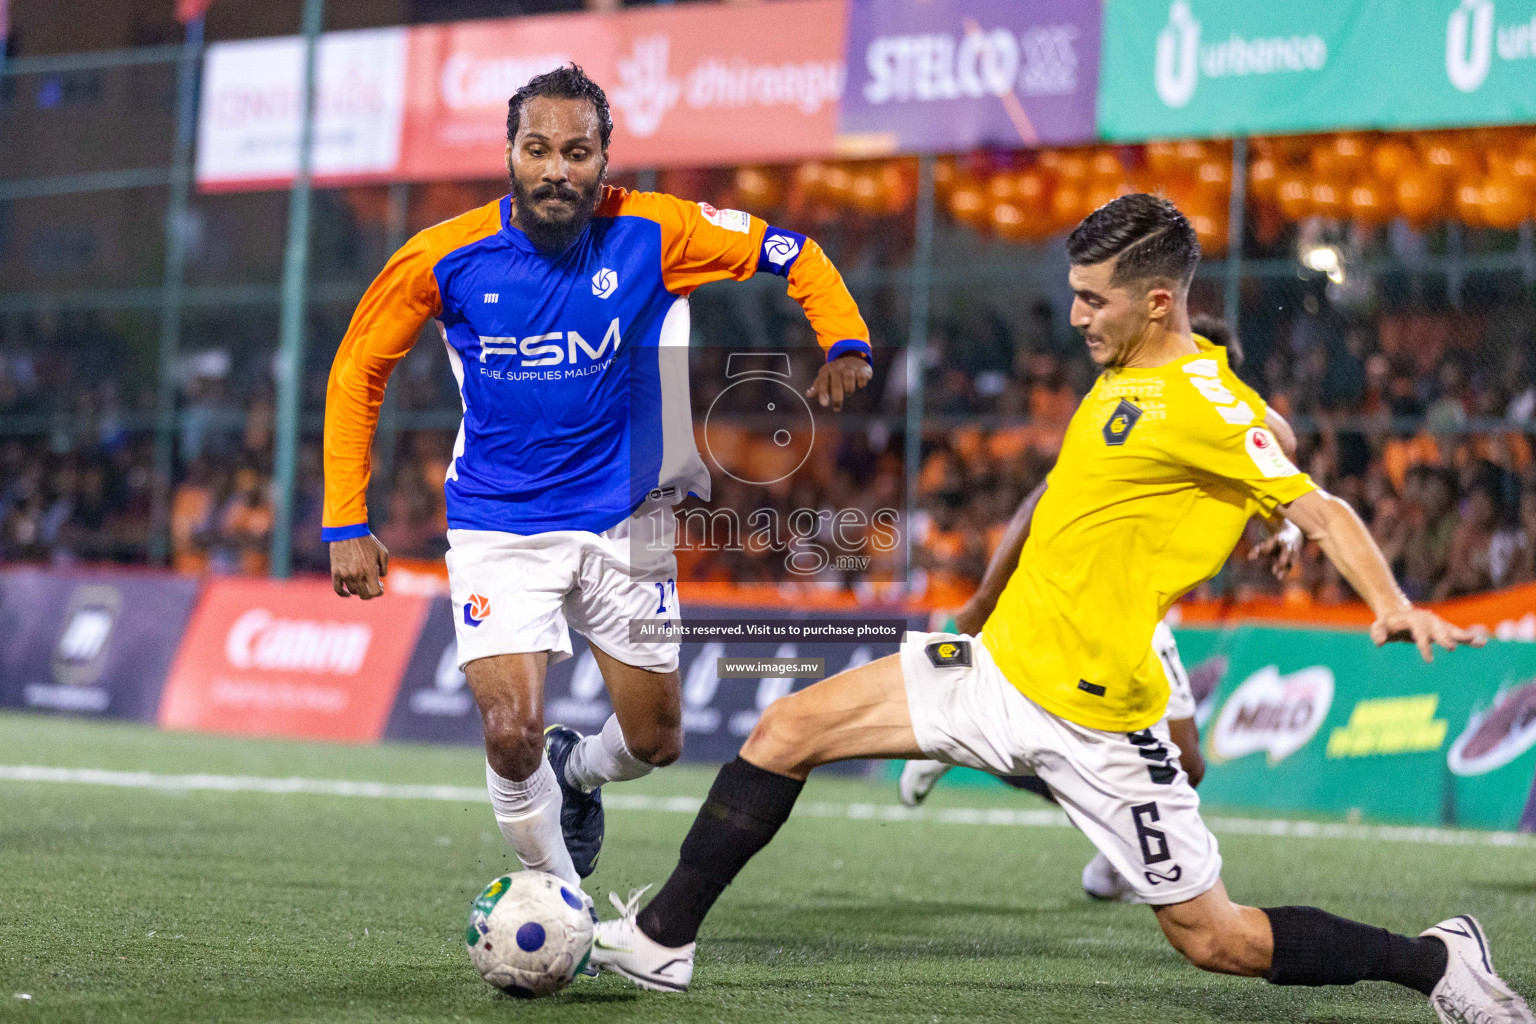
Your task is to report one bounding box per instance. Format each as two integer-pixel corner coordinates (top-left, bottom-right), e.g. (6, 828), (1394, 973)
(587, 646), (683, 770)
(1153, 876), (1532, 1021)
(589, 655), (919, 990)
(465, 653), (580, 888)
(546, 648), (684, 879)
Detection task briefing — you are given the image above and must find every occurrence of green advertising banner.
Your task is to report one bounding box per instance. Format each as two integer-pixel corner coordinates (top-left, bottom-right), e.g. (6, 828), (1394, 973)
(1100, 0), (1536, 141)
(1178, 626), (1536, 831)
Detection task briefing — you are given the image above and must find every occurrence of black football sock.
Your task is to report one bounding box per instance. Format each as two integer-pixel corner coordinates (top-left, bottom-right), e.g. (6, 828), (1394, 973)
(999, 773), (1057, 804)
(1263, 906), (1447, 996)
(637, 757), (804, 948)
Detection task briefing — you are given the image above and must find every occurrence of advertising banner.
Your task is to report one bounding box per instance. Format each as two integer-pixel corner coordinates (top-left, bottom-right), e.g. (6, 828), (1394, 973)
(400, 0), (846, 179)
(1176, 626), (1536, 832)
(158, 577), (429, 742)
(1099, 0), (1536, 142)
(196, 27), (410, 191)
(837, 0), (1100, 155)
(0, 569), (199, 721)
(385, 600), (915, 762)
(197, 1), (846, 190)
(1175, 579), (1536, 642)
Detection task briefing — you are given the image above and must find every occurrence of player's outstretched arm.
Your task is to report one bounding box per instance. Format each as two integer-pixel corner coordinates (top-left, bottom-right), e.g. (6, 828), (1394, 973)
(953, 481), (1047, 635)
(321, 230), (441, 594)
(1279, 489), (1485, 661)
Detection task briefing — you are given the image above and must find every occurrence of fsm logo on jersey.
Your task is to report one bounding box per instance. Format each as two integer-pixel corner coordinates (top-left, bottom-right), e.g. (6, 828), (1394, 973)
(478, 318), (624, 373)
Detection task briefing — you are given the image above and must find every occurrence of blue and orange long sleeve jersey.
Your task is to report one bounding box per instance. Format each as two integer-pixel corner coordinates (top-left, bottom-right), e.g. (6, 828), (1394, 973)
(322, 186), (871, 540)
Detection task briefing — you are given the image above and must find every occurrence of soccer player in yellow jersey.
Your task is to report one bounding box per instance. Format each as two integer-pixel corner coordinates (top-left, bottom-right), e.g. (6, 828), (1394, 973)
(591, 195), (1532, 1022)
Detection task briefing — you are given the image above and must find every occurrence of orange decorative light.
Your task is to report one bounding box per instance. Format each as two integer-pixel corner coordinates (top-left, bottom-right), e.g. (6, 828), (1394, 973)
(1481, 175), (1529, 230)
(1247, 155), (1281, 203)
(1277, 174), (1314, 221)
(1347, 180), (1391, 226)
(1394, 167), (1445, 224)
(1370, 139), (1417, 181)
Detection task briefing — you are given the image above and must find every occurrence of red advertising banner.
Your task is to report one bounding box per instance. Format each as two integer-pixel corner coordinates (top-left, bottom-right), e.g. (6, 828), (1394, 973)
(401, 0), (847, 177)
(197, 1), (846, 190)
(159, 578), (429, 742)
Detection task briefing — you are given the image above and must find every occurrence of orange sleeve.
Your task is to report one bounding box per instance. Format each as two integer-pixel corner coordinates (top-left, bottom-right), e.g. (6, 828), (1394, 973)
(781, 234), (871, 363)
(615, 188), (871, 362)
(321, 231), (442, 539)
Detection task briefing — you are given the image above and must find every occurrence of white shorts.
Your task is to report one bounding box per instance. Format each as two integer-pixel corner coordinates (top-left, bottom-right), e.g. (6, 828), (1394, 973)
(445, 509), (680, 674)
(1153, 620), (1197, 721)
(901, 631), (1222, 906)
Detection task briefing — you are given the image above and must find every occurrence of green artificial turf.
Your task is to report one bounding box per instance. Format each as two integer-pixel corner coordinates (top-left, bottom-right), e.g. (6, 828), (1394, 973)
(0, 712), (1532, 1023)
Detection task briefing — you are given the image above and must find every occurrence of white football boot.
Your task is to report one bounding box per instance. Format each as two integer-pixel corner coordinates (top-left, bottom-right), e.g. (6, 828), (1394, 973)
(1081, 851), (1144, 904)
(898, 760), (952, 807)
(590, 887), (694, 993)
(1421, 915), (1533, 1024)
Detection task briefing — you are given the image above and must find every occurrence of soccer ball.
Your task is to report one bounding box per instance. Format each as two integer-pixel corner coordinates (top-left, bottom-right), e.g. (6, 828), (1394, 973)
(465, 871), (594, 998)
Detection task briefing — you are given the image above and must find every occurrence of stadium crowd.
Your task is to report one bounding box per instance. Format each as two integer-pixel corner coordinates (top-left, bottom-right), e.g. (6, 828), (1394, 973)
(2, 290), (1535, 605)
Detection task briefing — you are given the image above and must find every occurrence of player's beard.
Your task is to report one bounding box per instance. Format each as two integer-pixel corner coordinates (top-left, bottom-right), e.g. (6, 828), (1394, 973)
(511, 167), (606, 254)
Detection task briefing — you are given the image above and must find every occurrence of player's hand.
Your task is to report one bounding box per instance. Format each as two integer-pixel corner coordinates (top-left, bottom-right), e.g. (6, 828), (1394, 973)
(807, 354), (873, 411)
(1248, 520), (1303, 579)
(1369, 606), (1486, 662)
(330, 534), (389, 599)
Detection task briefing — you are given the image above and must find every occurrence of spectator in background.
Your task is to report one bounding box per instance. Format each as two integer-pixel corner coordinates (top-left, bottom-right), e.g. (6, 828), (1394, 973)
(1401, 467), (1458, 601)
(207, 466), (272, 576)
(1495, 480), (1536, 586)
(1436, 479), (1500, 599)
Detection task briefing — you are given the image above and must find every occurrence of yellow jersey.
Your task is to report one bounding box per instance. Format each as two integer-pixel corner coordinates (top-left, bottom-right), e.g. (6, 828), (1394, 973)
(981, 336), (1317, 732)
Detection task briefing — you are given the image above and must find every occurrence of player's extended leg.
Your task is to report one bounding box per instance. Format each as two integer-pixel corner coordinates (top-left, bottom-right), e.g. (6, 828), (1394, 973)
(466, 653), (581, 888)
(1153, 880), (1532, 1021)
(546, 648), (683, 877)
(589, 654), (920, 991)
(547, 510), (688, 877)
(573, 646), (683, 780)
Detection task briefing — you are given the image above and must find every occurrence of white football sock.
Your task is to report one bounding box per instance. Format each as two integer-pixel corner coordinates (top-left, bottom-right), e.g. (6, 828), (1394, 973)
(485, 757), (579, 888)
(563, 714), (654, 793)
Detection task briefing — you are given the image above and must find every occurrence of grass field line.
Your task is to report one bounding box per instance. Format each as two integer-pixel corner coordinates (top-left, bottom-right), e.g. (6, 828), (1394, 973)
(2, 763), (1532, 849)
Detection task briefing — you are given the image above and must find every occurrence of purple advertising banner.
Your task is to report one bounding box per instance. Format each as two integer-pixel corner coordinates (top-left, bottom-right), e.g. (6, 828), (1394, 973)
(0, 568), (201, 721)
(837, 0), (1100, 155)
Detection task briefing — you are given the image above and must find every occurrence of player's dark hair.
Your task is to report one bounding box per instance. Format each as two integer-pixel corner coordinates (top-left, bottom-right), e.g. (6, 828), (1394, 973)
(1190, 313), (1244, 369)
(1067, 193), (1200, 291)
(506, 64), (613, 150)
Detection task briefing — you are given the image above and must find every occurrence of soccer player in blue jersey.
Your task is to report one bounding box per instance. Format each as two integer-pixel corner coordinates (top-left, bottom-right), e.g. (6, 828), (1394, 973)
(322, 66), (873, 897)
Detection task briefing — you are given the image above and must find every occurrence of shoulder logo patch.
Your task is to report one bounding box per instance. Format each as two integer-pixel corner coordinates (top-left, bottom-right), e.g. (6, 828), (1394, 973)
(592, 268), (618, 299)
(699, 203), (751, 233)
(1244, 426), (1300, 478)
(1102, 399), (1143, 446)
(925, 640), (972, 668)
